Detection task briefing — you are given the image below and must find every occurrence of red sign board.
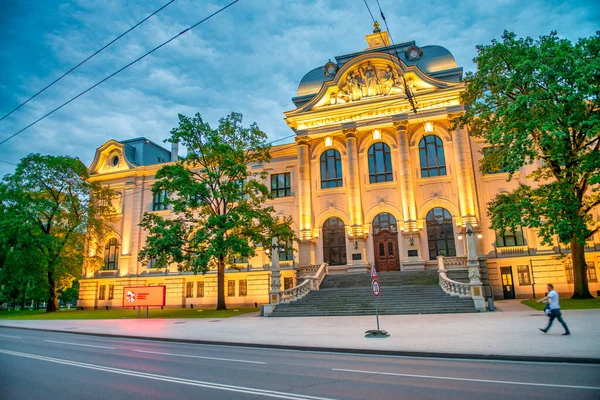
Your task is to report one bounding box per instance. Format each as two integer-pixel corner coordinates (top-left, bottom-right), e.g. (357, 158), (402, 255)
(370, 265), (378, 279)
(122, 286), (166, 307)
(371, 279), (380, 297)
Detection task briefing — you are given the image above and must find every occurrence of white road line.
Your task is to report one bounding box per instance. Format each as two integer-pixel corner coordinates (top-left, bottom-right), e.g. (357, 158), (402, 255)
(131, 349), (266, 364)
(0, 334), (22, 339)
(332, 368), (600, 391)
(44, 340), (115, 350)
(0, 349), (335, 400)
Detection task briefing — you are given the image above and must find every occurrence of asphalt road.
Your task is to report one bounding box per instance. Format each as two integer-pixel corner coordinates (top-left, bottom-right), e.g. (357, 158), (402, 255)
(0, 327), (599, 400)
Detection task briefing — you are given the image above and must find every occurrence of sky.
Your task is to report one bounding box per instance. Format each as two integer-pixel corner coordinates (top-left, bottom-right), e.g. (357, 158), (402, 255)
(0, 0), (598, 176)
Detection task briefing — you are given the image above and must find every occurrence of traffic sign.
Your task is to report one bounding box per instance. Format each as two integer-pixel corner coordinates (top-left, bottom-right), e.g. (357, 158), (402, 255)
(371, 279), (380, 297)
(370, 265), (378, 278)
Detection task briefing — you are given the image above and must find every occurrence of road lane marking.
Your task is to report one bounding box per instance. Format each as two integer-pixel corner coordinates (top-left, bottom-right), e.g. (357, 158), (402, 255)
(332, 368), (600, 390)
(0, 334), (22, 339)
(45, 340), (115, 350)
(131, 349), (266, 364)
(0, 349), (335, 400)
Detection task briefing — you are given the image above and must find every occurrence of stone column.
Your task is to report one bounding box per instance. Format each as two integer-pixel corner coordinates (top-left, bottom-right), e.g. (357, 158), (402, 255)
(450, 113), (478, 227)
(263, 237), (281, 316)
(296, 136), (315, 265)
(394, 119), (424, 268)
(343, 128), (367, 267)
(466, 222), (486, 311)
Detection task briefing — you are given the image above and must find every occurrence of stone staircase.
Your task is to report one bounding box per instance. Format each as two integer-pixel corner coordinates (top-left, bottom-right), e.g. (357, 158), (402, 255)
(270, 271), (477, 317)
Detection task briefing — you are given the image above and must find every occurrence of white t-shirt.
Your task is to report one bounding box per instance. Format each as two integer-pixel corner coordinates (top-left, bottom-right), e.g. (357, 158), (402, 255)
(547, 290), (560, 309)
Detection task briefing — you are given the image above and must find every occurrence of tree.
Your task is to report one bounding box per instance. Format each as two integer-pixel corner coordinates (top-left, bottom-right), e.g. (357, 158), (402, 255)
(457, 31), (600, 298)
(0, 154), (114, 311)
(139, 112), (296, 310)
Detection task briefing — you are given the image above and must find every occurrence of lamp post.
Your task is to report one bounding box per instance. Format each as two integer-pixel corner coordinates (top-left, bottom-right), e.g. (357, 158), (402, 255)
(457, 223), (486, 311)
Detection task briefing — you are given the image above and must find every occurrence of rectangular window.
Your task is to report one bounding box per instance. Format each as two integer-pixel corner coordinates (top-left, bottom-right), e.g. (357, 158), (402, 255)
(227, 280), (236, 297)
(196, 282), (204, 297)
(108, 285), (114, 300)
(152, 189), (168, 211)
(517, 265), (531, 286)
(284, 277), (294, 290)
(482, 147), (508, 174)
(587, 262), (597, 283)
(495, 227), (526, 247)
(271, 173), (291, 198)
(239, 280), (247, 296)
(148, 258), (166, 269)
(185, 282), (194, 298)
(232, 256), (249, 265)
(98, 285), (106, 300)
(565, 262), (574, 284)
(278, 240), (294, 261)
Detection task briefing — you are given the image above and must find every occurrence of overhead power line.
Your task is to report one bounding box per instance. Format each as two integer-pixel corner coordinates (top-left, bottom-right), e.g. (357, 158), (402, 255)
(0, 0), (176, 123)
(0, 0), (241, 148)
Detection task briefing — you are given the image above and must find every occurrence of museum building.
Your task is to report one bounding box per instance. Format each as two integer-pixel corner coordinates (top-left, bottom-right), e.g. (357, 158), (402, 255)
(77, 28), (600, 309)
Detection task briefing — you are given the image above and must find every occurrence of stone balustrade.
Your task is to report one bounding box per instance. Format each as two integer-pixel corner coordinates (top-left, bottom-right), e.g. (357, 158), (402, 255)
(279, 263), (328, 304)
(437, 256), (486, 311)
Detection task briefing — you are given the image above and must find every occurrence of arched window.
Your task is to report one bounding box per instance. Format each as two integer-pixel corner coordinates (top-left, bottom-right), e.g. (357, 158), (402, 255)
(322, 217), (347, 265)
(320, 149), (343, 188)
(372, 213), (398, 234)
(426, 208), (456, 260)
(104, 238), (119, 270)
(419, 135), (447, 177)
(368, 142), (393, 183)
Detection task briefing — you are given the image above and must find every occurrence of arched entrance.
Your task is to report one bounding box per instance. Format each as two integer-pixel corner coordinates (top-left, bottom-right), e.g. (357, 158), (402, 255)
(372, 213), (399, 271)
(322, 217), (347, 266)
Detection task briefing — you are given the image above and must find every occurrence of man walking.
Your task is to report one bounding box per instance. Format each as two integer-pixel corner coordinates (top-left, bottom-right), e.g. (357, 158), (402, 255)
(537, 283), (571, 335)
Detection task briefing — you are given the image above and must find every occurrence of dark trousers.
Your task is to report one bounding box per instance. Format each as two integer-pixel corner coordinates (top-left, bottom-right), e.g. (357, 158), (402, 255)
(545, 308), (570, 333)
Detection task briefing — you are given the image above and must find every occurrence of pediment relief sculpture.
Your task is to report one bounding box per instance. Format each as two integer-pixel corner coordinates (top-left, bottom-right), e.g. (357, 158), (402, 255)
(322, 62), (421, 107)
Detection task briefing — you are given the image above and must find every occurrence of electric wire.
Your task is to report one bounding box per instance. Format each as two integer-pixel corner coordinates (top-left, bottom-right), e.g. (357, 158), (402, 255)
(0, 0), (241, 148)
(0, 0), (176, 123)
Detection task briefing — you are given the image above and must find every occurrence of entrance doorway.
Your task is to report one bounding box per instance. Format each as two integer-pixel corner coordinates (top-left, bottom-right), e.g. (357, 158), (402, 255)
(373, 230), (400, 271)
(322, 217), (347, 266)
(500, 266), (516, 299)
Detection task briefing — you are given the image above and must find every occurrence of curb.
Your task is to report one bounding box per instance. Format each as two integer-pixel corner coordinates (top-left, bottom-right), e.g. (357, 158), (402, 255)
(2, 324), (599, 364)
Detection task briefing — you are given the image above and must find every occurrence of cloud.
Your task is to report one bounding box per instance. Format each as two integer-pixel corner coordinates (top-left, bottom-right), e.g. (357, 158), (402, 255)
(0, 0), (598, 177)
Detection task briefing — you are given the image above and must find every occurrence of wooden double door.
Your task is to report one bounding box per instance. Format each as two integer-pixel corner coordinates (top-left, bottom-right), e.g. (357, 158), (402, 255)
(373, 230), (400, 271)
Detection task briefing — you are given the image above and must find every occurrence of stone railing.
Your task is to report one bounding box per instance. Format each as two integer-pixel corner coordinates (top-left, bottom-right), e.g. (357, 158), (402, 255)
(495, 246), (530, 257)
(279, 263), (328, 304)
(438, 256), (486, 311)
(441, 256), (467, 269)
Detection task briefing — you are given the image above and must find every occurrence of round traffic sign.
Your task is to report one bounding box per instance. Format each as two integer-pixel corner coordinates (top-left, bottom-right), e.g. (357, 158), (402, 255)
(371, 279), (380, 297)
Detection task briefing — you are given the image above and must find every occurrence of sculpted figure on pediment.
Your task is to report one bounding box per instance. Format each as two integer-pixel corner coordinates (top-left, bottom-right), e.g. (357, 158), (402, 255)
(364, 63), (380, 96)
(382, 65), (404, 95)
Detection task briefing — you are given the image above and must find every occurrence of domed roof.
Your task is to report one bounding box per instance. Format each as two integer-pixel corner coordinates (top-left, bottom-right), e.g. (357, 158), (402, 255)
(292, 40), (462, 108)
(295, 66), (333, 98)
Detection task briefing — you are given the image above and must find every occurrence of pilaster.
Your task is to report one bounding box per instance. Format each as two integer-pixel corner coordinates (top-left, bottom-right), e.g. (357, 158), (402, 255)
(394, 119), (425, 268)
(449, 112), (478, 227)
(296, 136), (316, 265)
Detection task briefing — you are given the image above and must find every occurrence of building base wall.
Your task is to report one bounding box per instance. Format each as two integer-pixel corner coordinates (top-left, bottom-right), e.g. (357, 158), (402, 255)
(77, 270), (296, 309)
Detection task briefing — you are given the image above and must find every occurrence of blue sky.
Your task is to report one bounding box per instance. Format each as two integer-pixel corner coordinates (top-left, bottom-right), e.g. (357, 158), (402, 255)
(0, 0), (598, 176)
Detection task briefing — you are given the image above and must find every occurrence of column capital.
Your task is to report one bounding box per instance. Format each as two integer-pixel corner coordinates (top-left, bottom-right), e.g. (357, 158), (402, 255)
(393, 120), (409, 132)
(447, 111), (465, 121)
(295, 136), (310, 146)
(343, 128), (358, 139)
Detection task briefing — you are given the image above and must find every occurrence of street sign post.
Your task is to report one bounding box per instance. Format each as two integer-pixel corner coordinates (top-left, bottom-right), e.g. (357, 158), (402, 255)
(365, 266), (389, 338)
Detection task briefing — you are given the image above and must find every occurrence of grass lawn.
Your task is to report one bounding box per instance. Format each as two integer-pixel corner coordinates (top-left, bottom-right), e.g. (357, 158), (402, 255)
(0, 307), (259, 320)
(521, 298), (600, 310)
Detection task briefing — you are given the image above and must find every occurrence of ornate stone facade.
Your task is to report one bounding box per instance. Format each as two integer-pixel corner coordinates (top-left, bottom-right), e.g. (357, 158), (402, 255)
(78, 30), (600, 309)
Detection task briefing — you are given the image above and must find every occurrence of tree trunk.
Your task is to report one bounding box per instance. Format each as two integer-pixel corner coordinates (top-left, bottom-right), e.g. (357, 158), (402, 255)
(216, 257), (227, 310)
(571, 240), (593, 299)
(20, 286), (26, 310)
(46, 270), (59, 312)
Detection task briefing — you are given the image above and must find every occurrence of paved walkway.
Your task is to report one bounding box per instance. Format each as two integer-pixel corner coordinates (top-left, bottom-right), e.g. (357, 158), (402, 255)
(2, 308), (598, 362)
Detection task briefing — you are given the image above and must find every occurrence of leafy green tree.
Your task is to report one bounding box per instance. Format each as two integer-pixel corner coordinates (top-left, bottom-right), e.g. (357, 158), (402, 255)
(457, 31), (600, 298)
(0, 154), (114, 311)
(139, 112), (296, 310)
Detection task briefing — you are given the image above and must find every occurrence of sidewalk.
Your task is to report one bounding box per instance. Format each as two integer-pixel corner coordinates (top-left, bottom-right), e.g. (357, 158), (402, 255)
(1, 308), (599, 363)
